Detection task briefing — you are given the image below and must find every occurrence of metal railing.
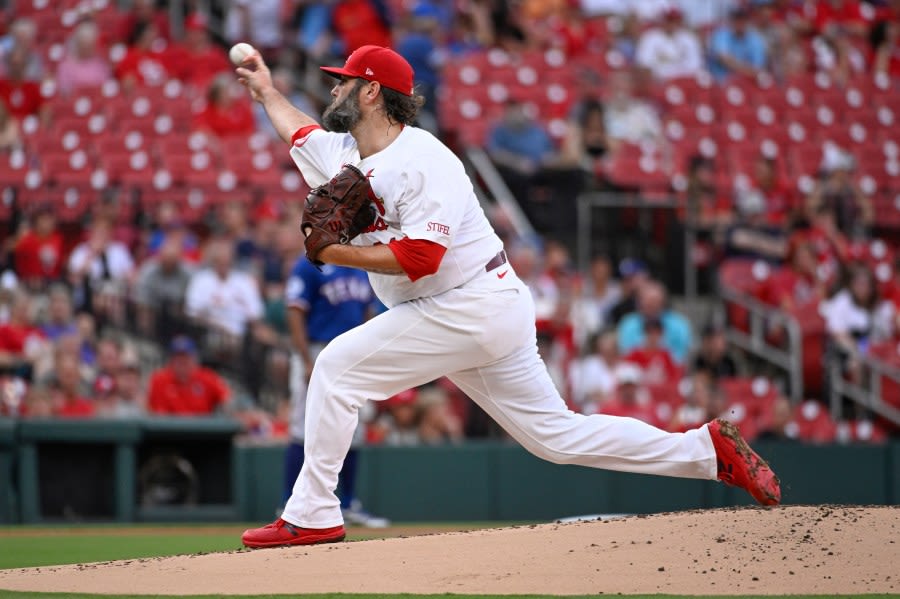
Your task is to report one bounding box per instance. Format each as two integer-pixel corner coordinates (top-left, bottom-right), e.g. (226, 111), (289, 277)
(828, 348), (900, 427)
(718, 285), (804, 403)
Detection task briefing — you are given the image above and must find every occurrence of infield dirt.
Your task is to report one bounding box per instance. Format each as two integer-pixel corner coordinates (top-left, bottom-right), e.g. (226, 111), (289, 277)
(0, 505), (896, 596)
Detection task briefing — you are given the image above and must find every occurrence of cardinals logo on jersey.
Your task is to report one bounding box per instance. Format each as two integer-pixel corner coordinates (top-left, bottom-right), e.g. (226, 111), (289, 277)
(362, 169), (388, 232)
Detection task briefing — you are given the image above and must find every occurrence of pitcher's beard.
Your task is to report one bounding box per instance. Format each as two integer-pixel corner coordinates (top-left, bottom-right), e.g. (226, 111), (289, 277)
(323, 91), (362, 132)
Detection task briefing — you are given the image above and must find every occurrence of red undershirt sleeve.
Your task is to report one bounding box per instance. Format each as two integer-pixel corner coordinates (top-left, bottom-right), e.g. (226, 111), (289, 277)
(388, 238), (447, 282)
(290, 124), (323, 145)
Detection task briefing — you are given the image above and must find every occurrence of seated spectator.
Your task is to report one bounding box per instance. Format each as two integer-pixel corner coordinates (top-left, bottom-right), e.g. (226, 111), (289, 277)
(573, 254), (622, 344)
(225, 0), (288, 62)
(0, 45), (48, 123)
(806, 146), (873, 238)
(13, 205), (65, 291)
(709, 6), (768, 81)
(692, 324), (738, 379)
(623, 317), (682, 386)
(0, 290), (48, 380)
(96, 351), (145, 418)
(91, 335), (124, 398)
(369, 389), (423, 445)
(569, 329), (619, 414)
(789, 205), (849, 279)
(756, 393), (796, 441)
(722, 187), (788, 263)
(820, 266), (882, 383)
(487, 99), (556, 206)
(635, 7), (706, 80)
(748, 155), (797, 228)
(333, 0), (395, 53)
(55, 21), (111, 96)
(871, 18), (900, 78)
(45, 353), (95, 418)
(135, 235), (195, 340)
(397, 4), (443, 120)
(669, 371), (721, 432)
(146, 201), (201, 261)
(683, 155), (734, 233)
(147, 336), (230, 415)
(559, 98), (615, 183)
(0, 18), (43, 80)
(115, 21), (173, 90)
(117, 0), (171, 44)
(40, 284), (78, 342)
(603, 70), (668, 152)
(417, 385), (464, 444)
(0, 99), (20, 151)
(193, 74), (256, 138)
(169, 13), (232, 90)
(761, 241), (826, 312)
(599, 362), (660, 426)
(617, 281), (693, 364)
(185, 237), (268, 356)
(67, 218), (135, 323)
(608, 258), (649, 325)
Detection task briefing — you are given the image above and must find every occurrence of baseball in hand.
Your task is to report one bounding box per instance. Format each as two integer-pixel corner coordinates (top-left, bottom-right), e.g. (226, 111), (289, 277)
(229, 42), (256, 67)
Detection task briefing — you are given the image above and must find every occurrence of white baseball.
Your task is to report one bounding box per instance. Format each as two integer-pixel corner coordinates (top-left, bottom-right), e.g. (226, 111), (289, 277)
(229, 42), (256, 67)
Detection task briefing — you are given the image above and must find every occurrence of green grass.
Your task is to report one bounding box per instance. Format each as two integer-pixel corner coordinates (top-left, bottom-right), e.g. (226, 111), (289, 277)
(0, 532), (243, 570)
(0, 594), (897, 599)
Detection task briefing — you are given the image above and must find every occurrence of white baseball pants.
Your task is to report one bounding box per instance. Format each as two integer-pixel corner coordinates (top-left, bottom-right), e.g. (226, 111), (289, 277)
(282, 268), (718, 528)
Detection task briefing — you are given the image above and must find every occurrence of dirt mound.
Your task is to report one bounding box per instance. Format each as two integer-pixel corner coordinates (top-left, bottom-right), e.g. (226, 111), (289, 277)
(0, 505), (897, 596)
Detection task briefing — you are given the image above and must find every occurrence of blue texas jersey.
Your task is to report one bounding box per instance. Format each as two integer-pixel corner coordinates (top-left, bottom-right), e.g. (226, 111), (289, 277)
(285, 259), (374, 343)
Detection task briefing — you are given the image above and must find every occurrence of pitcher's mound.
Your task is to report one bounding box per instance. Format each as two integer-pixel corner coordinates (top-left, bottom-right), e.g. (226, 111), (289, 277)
(1, 505), (897, 596)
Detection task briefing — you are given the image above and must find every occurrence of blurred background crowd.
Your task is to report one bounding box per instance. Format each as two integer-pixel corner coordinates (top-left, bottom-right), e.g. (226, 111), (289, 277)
(0, 0), (899, 446)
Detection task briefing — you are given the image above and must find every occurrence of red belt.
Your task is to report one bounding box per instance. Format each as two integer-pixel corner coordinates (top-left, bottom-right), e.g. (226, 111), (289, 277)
(484, 250), (508, 272)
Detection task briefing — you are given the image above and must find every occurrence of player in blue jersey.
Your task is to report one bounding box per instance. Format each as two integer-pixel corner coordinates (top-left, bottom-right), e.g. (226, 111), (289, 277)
(283, 257), (389, 528)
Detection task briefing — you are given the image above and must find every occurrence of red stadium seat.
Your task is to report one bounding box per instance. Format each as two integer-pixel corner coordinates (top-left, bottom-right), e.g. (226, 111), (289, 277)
(789, 399), (837, 443)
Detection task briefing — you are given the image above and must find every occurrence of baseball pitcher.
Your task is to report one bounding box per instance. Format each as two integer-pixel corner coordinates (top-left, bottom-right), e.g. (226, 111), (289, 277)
(236, 45), (780, 548)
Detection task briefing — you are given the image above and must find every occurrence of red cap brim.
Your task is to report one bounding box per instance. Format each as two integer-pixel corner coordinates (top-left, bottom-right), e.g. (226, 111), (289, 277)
(320, 66), (354, 79)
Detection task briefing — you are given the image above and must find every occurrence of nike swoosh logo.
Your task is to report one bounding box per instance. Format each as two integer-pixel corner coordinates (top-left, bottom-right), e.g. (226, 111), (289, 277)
(497, 270), (509, 279)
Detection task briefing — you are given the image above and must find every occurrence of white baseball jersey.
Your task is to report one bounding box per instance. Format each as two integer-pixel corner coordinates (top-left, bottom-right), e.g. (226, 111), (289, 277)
(281, 122), (720, 530)
(290, 125), (503, 308)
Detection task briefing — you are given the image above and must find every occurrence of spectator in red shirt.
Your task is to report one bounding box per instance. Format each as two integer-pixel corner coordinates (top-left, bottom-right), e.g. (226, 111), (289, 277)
(13, 205), (65, 290)
(750, 155), (797, 228)
(147, 336), (230, 415)
(623, 318), (682, 386)
(872, 19), (900, 78)
(47, 353), (95, 418)
(0, 45), (48, 123)
(668, 371), (722, 433)
(332, 0), (393, 54)
(599, 362), (660, 427)
(168, 13), (232, 91)
(193, 74), (256, 138)
(763, 240), (827, 312)
(0, 290), (48, 380)
(115, 21), (173, 90)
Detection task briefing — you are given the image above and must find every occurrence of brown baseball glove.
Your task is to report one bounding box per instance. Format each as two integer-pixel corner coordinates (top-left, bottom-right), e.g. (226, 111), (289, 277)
(301, 164), (376, 267)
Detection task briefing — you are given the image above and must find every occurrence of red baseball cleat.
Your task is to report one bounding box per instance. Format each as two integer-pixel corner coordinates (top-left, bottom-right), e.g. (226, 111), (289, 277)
(708, 418), (781, 506)
(241, 518), (346, 548)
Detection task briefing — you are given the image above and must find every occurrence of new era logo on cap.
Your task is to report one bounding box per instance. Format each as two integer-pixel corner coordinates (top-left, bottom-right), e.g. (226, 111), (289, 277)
(320, 45), (415, 97)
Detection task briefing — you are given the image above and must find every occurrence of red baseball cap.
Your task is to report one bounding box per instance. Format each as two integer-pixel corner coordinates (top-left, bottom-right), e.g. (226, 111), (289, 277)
(320, 45), (415, 97)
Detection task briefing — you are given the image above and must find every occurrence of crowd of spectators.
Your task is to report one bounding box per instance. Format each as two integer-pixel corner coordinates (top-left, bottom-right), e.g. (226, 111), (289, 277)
(0, 0), (898, 443)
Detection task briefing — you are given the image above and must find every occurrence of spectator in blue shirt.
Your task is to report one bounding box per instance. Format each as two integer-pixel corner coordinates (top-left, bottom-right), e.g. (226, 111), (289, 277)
(709, 6), (768, 80)
(617, 280), (693, 365)
(487, 99), (555, 171)
(487, 100), (560, 231)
